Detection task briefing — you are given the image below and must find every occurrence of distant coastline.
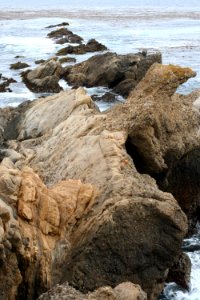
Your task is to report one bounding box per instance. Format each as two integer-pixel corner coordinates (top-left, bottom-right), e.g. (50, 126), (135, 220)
(1, 8), (200, 21)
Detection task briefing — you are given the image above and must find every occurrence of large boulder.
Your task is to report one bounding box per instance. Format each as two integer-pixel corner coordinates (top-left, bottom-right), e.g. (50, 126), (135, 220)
(22, 59), (63, 93)
(63, 52), (162, 97)
(0, 63), (199, 300)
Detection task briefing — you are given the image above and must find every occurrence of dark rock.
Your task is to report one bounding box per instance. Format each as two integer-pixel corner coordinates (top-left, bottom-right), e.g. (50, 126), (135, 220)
(56, 39), (107, 56)
(167, 253), (191, 291)
(0, 75), (17, 93)
(91, 92), (117, 103)
(10, 62), (30, 70)
(62, 52), (161, 97)
(47, 27), (83, 44)
(35, 59), (46, 65)
(46, 22), (69, 29)
(163, 147), (200, 234)
(22, 59), (63, 93)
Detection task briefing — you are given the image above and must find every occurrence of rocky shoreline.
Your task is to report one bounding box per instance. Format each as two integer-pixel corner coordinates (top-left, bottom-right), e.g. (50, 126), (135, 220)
(0, 21), (200, 300)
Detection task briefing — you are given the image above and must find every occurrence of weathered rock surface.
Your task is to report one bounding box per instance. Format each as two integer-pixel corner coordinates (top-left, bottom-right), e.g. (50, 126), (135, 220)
(56, 39), (107, 56)
(47, 27), (83, 44)
(22, 59), (63, 93)
(10, 62), (30, 70)
(1, 63), (200, 300)
(63, 52), (162, 97)
(38, 282), (147, 300)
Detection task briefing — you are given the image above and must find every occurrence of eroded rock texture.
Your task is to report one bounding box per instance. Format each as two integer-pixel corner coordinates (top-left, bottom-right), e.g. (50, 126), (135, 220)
(1, 63), (200, 300)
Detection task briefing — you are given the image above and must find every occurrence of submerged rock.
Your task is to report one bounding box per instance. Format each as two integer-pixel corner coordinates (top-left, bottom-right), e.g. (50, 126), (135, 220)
(22, 58), (63, 93)
(56, 39), (107, 56)
(63, 52), (161, 97)
(38, 282), (147, 300)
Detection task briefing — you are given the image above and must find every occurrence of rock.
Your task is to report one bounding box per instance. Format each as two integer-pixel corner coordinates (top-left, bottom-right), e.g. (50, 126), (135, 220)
(10, 62), (30, 70)
(59, 57), (76, 64)
(47, 27), (83, 44)
(162, 146), (200, 233)
(38, 282), (147, 300)
(0, 63), (198, 299)
(56, 39), (107, 56)
(35, 59), (46, 64)
(46, 22), (69, 28)
(0, 160), (98, 299)
(0, 173), (23, 300)
(22, 59), (63, 93)
(167, 253), (191, 290)
(0, 74), (17, 93)
(13, 65), (191, 298)
(91, 92), (118, 103)
(63, 52), (161, 97)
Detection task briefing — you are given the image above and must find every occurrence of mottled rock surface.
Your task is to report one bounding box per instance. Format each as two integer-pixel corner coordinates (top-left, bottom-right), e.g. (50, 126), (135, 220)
(22, 58), (63, 93)
(63, 52), (162, 97)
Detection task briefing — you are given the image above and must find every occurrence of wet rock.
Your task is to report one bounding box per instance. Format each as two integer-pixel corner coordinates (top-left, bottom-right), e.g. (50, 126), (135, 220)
(46, 22), (69, 29)
(35, 59), (46, 64)
(59, 57), (76, 64)
(10, 62), (30, 70)
(38, 282), (147, 300)
(167, 253), (191, 290)
(56, 39), (107, 56)
(0, 74), (16, 92)
(63, 52), (161, 97)
(91, 92), (118, 103)
(22, 58), (63, 93)
(47, 27), (83, 44)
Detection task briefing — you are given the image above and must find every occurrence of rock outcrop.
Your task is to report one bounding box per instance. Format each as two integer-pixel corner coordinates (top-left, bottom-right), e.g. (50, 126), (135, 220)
(22, 59), (63, 93)
(47, 27), (83, 44)
(63, 52), (162, 97)
(1, 63), (200, 300)
(38, 282), (147, 300)
(56, 39), (107, 56)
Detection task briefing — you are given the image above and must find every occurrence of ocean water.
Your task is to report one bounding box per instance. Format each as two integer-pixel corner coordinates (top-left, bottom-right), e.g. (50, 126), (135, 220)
(0, 1), (200, 299)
